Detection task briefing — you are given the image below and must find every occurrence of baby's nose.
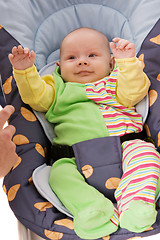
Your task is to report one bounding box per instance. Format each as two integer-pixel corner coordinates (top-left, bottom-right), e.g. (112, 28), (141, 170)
(78, 57), (89, 66)
(79, 61), (88, 65)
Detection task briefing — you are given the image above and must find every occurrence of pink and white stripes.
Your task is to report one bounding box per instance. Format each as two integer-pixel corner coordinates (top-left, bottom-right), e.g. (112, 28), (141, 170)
(85, 70), (143, 136)
(115, 139), (160, 216)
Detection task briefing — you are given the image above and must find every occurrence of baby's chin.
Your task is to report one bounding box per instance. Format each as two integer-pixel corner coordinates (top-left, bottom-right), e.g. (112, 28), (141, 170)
(76, 76), (105, 84)
(65, 75), (103, 84)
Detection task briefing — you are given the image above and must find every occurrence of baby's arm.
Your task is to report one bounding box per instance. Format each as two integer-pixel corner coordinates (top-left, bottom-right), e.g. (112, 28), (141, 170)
(9, 46), (55, 112)
(110, 38), (135, 59)
(8, 45), (36, 70)
(110, 38), (150, 107)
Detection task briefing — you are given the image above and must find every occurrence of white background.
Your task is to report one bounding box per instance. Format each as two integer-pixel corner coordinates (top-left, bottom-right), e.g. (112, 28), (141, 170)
(0, 178), (18, 239)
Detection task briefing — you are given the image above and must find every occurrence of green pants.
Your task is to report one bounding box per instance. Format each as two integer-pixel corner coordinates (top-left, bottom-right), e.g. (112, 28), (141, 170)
(49, 157), (118, 239)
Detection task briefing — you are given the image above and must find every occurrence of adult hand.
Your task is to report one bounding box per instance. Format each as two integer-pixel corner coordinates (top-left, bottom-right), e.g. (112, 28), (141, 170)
(0, 105), (18, 178)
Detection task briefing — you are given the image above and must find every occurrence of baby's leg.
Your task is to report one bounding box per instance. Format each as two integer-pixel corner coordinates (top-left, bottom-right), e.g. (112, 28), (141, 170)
(115, 139), (160, 232)
(49, 157), (119, 239)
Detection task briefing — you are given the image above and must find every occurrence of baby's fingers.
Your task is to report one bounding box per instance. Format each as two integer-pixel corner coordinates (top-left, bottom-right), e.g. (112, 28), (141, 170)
(112, 38), (132, 49)
(11, 45), (24, 56)
(117, 39), (130, 50)
(125, 42), (135, 50)
(11, 45), (30, 56)
(110, 42), (117, 52)
(17, 45), (30, 55)
(17, 45), (24, 54)
(23, 47), (30, 55)
(12, 46), (19, 55)
(30, 50), (36, 62)
(112, 37), (121, 43)
(8, 53), (14, 62)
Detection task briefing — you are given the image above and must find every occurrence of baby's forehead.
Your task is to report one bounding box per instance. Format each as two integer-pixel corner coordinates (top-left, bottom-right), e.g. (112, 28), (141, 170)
(63, 28), (107, 42)
(60, 28), (108, 52)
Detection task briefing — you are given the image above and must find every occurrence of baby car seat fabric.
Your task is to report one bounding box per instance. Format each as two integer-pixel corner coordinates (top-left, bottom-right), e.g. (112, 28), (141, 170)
(137, 18), (160, 154)
(137, 18), (160, 205)
(1, 25), (160, 240)
(1, 1), (160, 239)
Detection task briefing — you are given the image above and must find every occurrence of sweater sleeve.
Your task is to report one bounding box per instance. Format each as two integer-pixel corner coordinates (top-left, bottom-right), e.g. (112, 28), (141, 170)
(115, 56), (150, 108)
(13, 65), (55, 112)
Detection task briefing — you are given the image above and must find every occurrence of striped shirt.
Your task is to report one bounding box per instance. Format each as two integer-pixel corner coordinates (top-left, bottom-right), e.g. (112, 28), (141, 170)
(85, 68), (143, 137)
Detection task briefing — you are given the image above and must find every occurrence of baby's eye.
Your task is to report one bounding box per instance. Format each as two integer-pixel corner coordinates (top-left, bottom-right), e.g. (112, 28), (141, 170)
(69, 56), (76, 60)
(89, 54), (96, 57)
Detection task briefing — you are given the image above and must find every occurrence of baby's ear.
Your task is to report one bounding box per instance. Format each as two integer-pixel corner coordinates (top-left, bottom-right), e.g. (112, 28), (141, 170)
(56, 61), (61, 74)
(110, 56), (115, 72)
(56, 61), (60, 67)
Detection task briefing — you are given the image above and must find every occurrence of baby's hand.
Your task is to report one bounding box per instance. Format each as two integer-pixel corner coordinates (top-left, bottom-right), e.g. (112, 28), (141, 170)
(8, 45), (36, 70)
(110, 38), (135, 59)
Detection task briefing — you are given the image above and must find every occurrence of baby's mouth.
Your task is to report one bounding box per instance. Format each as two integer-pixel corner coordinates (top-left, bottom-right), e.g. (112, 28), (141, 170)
(76, 70), (93, 76)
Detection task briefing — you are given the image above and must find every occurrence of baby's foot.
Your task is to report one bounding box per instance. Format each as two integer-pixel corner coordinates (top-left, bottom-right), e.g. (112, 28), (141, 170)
(74, 205), (119, 239)
(120, 200), (157, 232)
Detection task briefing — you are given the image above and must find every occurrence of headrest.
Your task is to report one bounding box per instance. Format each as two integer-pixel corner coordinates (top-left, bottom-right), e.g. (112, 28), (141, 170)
(1, 0), (160, 71)
(34, 4), (133, 70)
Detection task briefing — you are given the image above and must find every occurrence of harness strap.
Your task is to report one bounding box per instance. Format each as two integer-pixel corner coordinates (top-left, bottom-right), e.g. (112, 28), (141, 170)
(50, 129), (149, 165)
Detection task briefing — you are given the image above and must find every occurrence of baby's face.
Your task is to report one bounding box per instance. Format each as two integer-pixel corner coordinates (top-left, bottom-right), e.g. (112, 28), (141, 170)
(58, 29), (114, 84)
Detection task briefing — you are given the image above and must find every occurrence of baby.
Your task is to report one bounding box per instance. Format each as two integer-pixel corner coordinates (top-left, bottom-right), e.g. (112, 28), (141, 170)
(9, 28), (160, 239)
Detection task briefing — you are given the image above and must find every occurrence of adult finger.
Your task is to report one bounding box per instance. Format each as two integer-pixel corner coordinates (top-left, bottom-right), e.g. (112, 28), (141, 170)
(2, 125), (16, 140)
(0, 105), (15, 130)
